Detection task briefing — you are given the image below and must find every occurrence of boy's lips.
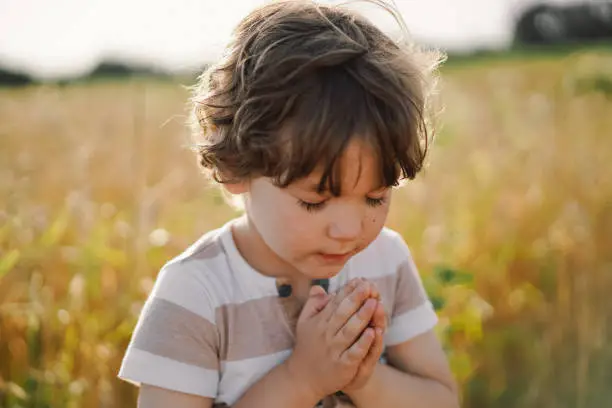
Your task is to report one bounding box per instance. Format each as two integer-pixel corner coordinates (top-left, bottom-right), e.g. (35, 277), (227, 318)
(317, 251), (354, 264)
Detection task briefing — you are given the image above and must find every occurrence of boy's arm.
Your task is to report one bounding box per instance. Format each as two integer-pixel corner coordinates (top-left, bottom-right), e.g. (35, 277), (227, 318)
(232, 360), (321, 408)
(346, 330), (459, 408)
(137, 360), (320, 408)
(138, 385), (213, 408)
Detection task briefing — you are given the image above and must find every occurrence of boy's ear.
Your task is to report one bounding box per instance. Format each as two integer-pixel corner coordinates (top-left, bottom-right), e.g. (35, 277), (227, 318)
(223, 180), (249, 195)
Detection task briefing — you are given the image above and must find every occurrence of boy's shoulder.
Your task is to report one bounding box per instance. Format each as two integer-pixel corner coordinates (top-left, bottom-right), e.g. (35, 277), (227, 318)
(148, 220), (266, 318)
(159, 222), (229, 282)
(357, 226), (411, 264)
(377, 227), (408, 248)
(165, 224), (228, 270)
(347, 227), (413, 282)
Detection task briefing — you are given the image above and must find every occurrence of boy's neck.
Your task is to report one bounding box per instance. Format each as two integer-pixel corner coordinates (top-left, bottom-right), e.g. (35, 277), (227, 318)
(231, 215), (311, 288)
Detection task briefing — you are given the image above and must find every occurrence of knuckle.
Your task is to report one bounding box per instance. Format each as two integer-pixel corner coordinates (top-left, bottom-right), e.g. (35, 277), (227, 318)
(340, 355), (353, 367)
(358, 302), (373, 318)
(339, 297), (352, 311)
(341, 279), (358, 296)
(328, 331), (341, 347)
(361, 335), (372, 349)
(317, 319), (329, 334)
(331, 351), (342, 363)
(332, 308), (347, 326)
(349, 341), (363, 355)
(347, 351), (361, 364)
(351, 288), (365, 303)
(324, 328), (333, 344)
(352, 342), (366, 356)
(340, 323), (356, 340)
(332, 294), (343, 308)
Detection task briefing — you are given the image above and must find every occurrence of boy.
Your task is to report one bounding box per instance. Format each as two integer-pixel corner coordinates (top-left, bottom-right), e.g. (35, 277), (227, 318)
(119, 1), (458, 407)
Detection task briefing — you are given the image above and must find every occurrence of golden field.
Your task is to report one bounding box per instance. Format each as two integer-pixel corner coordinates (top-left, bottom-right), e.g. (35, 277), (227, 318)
(1, 49), (611, 407)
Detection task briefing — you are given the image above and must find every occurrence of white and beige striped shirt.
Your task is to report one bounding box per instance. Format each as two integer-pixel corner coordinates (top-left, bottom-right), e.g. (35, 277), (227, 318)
(118, 220), (438, 407)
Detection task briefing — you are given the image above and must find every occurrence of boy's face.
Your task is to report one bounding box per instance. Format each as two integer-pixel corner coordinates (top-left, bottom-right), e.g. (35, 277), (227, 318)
(241, 140), (391, 280)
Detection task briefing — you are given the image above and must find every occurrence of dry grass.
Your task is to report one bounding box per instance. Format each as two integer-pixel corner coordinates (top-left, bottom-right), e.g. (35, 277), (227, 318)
(1, 49), (611, 407)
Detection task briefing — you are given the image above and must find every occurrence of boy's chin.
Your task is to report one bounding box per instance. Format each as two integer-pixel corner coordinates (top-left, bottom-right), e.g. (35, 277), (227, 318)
(304, 265), (345, 281)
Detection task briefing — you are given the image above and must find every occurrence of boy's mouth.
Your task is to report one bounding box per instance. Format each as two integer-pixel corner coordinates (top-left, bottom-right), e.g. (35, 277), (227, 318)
(317, 251), (353, 264)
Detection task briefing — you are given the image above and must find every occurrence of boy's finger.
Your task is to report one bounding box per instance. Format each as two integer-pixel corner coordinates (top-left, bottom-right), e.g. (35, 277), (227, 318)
(327, 282), (370, 335)
(361, 327), (384, 369)
(369, 281), (381, 300)
(358, 279), (373, 299)
(343, 329), (383, 391)
(299, 285), (331, 320)
(341, 327), (374, 364)
(369, 302), (387, 331)
(321, 278), (361, 321)
(336, 298), (377, 346)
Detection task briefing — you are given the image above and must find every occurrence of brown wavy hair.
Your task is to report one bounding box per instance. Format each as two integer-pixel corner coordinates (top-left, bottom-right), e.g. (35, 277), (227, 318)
(190, 0), (443, 195)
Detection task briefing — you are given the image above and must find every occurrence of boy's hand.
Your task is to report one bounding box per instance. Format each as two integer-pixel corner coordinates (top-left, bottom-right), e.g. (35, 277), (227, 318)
(285, 278), (377, 400)
(342, 279), (387, 393)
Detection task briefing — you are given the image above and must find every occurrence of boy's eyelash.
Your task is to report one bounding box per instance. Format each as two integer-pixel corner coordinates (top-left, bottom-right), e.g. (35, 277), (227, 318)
(366, 197), (386, 207)
(297, 197), (387, 212)
(297, 199), (327, 212)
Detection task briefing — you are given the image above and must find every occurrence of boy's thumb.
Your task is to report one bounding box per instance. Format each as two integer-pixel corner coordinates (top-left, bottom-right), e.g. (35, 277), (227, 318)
(300, 285), (330, 318)
(310, 284), (327, 298)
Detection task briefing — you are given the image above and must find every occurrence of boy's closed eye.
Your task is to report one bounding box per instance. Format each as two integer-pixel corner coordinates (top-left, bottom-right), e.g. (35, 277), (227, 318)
(296, 196), (387, 212)
(290, 182), (390, 212)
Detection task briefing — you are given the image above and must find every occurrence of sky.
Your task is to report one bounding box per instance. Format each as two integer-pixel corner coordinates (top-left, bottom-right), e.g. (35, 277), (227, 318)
(0, 0), (564, 79)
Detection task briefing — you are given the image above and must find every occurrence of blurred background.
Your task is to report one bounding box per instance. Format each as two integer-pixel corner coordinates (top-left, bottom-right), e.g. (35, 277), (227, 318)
(1, 0), (611, 407)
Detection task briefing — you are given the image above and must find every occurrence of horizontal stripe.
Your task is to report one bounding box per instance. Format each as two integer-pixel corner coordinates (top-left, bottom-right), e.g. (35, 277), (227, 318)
(378, 228), (412, 266)
(132, 241), (431, 367)
(153, 261), (219, 322)
(213, 269), (429, 362)
(216, 295), (294, 361)
(385, 301), (438, 346)
(189, 240), (224, 260)
(213, 273), (405, 363)
(172, 229), (225, 263)
(392, 259), (427, 317)
(119, 348), (218, 398)
(218, 349), (292, 405)
(158, 228), (276, 311)
(367, 272), (397, 319)
(132, 297), (219, 370)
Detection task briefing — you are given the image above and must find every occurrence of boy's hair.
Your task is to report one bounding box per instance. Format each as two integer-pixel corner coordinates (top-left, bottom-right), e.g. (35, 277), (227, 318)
(190, 0), (443, 194)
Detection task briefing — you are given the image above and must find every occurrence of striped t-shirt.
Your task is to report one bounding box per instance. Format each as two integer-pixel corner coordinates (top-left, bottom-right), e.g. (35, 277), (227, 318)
(118, 219), (438, 407)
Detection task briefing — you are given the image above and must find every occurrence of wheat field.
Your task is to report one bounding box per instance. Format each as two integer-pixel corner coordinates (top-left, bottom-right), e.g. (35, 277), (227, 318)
(1, 49), (611, 408)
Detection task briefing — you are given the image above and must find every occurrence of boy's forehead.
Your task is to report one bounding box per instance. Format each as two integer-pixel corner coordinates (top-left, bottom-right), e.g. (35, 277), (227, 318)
(295, 141), (385, 193)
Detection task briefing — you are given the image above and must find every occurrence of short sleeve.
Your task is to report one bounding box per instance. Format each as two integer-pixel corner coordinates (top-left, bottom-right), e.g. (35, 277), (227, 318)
(118, 260), (220, 398)
(385, 232), (438, 347)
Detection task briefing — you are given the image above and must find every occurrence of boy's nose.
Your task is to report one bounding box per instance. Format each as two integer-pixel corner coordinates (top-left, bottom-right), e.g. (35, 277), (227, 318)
(327, 213), (362, 242)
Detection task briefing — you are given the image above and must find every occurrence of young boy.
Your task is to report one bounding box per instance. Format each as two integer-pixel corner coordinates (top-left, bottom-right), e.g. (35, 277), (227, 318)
(119, 1), (458, 407)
